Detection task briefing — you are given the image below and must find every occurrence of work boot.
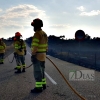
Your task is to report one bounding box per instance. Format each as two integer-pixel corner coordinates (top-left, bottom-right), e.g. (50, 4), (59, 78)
(31, 87), (43, 93)
(15, 69), (21, 73)
(22, 68), (25, 72)
(43, 85), (46, 90)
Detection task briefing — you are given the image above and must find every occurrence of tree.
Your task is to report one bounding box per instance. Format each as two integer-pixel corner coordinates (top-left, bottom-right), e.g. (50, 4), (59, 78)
(60, 35), (65, 39)
(85, 34), (91, 40)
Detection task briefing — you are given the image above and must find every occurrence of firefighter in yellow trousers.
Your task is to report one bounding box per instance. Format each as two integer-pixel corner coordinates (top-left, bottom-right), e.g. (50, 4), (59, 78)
(30, 18), (48, 93)
(0, 38), (6, 64)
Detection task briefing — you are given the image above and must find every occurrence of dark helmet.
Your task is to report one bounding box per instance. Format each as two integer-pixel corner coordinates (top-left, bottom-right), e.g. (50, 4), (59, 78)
(31, 18), (43, 27)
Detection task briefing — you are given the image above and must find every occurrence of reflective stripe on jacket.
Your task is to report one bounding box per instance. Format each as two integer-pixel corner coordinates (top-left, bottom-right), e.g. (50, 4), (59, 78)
(14, 40), (26, 55)
(0, 42), (6, 53)
(31, 29), (48, 61)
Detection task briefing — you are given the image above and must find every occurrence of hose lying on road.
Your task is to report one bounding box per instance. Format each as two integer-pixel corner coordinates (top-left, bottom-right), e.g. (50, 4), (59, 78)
(46, 56), (86, 100)
(7, 53), (86, 100)
(7, 55), (15, 63)
(25, 63), (33, 69)
(7, 54), (33, 68)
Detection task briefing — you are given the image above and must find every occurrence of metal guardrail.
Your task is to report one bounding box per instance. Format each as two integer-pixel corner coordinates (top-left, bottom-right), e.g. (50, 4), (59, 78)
(47, 49), (100, 71)
(25, 41), (100, 71)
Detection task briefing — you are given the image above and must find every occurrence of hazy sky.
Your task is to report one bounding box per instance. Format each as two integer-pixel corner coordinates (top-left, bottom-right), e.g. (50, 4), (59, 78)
(0, 0), (100, 39)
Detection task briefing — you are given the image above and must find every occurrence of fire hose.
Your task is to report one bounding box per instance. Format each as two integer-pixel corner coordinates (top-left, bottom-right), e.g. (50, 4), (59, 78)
(46, 56), (86, 100)
(7, 55), (15, 63)
(7, 55), (86, 100)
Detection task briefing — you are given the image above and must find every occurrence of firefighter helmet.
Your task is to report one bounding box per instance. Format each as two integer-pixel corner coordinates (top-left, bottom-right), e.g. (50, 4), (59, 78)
(15, 32), (22, 37)
(31, 18), (43, 27)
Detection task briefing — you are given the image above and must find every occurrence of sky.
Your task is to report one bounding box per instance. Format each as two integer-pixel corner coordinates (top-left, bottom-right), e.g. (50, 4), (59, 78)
(0, 0), (100, 39)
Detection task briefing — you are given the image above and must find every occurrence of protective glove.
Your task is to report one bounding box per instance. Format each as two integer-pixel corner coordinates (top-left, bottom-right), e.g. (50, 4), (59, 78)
(18, 48), (22, 52)
(31, 55), (37, 64)
(24, 50), (27, 55)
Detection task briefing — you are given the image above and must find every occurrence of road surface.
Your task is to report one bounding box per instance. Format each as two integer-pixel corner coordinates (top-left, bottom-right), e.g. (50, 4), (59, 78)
(0, 45), (100, 100)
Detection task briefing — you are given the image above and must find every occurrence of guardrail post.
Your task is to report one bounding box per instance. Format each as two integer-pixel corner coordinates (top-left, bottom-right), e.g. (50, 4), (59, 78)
(95, 53), (96, 69)
(78, 41), (80, 65)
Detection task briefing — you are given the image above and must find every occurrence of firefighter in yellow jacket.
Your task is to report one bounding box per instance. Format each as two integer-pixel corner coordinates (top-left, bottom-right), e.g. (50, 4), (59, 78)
(31, 18), (48, 93)
(14, 32), (26, 73)
(13, 37), (26, 70)
(0, 38), (6, 64)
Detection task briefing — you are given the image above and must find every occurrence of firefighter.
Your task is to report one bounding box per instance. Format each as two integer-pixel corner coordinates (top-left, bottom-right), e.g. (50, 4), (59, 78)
(14, 32), (26, 73)
(0, 38), (6, 64)
(31, 18), (48, 93)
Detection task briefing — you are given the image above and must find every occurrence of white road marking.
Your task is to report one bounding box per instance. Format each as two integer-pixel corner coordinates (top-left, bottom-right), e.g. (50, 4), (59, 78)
(45, 72), (57, 85)
(28, 51), (57, 85)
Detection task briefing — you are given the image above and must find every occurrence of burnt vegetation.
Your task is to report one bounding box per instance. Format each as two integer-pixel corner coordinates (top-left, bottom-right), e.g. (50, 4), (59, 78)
(3, 34), (100, 71)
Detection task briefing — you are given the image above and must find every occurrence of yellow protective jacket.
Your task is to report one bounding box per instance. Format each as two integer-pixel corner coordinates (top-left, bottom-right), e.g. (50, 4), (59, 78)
(0, 41), (6, 53)
(31, 29), (48, 61)
(14, 39), (26, 55)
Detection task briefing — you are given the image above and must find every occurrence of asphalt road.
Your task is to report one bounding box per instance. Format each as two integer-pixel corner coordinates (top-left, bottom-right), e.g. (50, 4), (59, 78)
(0, 45), (100, 100)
